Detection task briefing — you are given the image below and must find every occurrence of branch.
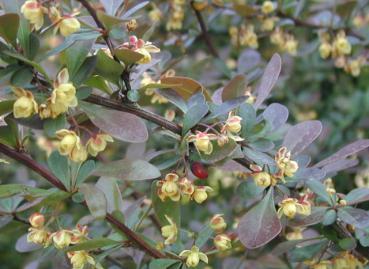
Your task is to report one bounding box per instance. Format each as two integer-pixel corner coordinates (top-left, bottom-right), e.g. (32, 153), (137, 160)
(190, 1), (219, 58)
(0, 143), (166, 259)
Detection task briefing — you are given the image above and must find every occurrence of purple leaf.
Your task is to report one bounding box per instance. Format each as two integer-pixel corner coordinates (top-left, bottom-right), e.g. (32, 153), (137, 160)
(338, 207), (369, 229)
(315, 139), (369, 167)
(220, 160), (251, 173)
(212, 88), (223, 105)
(237, 188), (281, 249)
(237, 49), (261, 74)
(282, 120), (322, 155)
(346, 188), (369, 205)
(222, 74), (246, 102)
(290, 207), (327, 227)
(254, 54), (282, 109)
(321, 159), (359, 175)
(263, 103), (289, 131)
(80, 102), (148, 143)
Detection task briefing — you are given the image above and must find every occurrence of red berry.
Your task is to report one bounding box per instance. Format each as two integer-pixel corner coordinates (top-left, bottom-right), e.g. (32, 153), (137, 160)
(191, 162), (208, 179)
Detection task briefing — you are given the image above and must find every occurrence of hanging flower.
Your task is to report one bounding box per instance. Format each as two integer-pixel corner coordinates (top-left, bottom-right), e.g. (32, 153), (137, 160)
(179, 246), (208, 268)
(161, 215), (178, 245)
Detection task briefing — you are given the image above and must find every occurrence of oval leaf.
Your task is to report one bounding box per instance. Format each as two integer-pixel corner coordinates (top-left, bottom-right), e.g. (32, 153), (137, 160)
(80, 184), (107, 219)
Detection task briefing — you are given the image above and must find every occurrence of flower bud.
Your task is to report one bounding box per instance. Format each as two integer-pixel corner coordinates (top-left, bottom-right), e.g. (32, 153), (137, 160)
(210, 214), (227, 233)
(161, 215), (178, 245)
(126, 19), (137, 31)
(29, 212), (45, 228)
(189, 132), (214, 155)
(56, 129), (79, 156)
(70, 143), (88, 163)
(179, 246), (208, 268)
(214, 234), (232, 251)
(21, 0), (44, 30)
(71, 224), (88, 244)
(59, 17), (80, 37)
(261, 1), (275, 14)
(86, 134), (114, 157)
(52, 229), (72, 249)
(319, 42), (332, 59)
(224, 115), (242, 133)
(193, 186), (212, 204)
(12, 88), (38, 118)
(284, 37), (298, 55)
(68, 251), (96, 269)
(253, 172), (271, 187)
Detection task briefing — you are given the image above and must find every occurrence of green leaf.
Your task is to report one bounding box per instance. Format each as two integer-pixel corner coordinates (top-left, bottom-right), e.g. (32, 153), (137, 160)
(85, 75), (113, 95)
(322, 209), (337, 226)
(306, 180), (333, 205)
(0, 184), (58, 198)
(0, 125), (17, 147)
(195, 224), (213, 248)
(0, 100), (15, 117)
(96, 177), (124, 213)
(114, 48), (144, 65)
(338, 238), (357, 250)
(71, 56), (97, 86)
(47, 151), (70, 190)
(182, 102), (208, 135)
(237, 188), (282, 249)
(96, 11), (124, 30)
(94, 50), (124, 85)
(80, 183), (107, 219)
(337, 207), (369, 229)
(160, 76), (210, 101)
(151, 182), (180, 227)
(17, 18), (40, 60)
(80, 102), (148, 143)
(345, 188), (369, 205)
(67, 238), (121, 252)
(290, 240), (329, 262)
(75, 160), (96, 187)
(200, 140), (238, 164)
(94, 159), (161, 181)
(149, 259), (180, 269)
(43, 114), (66, 137)
(0, 13), (19, 46)
(10, 66), (33, 87)
(65, 39), (96, 79)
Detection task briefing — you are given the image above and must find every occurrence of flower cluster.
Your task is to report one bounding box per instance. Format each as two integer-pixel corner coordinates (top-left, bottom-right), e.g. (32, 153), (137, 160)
(306, 251), (364, 269)
(156, 173), (213, 204)
(56, 129), (113, 162)
(229, 25), (259, 49)
(166, 0), (185, 30)
(210, 214), (232, 251)
(27, 213), (99, 269)
(120, 35), (160, 64)
(277, 197), (311, 219)
(188, 112), (243, 155)
(21, 0), (80, 36)
(319, 30), (365, 76)
(270, 28), (298, 56)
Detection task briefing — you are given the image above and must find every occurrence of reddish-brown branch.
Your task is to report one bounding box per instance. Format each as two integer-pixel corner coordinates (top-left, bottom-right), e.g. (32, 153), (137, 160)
(190, 1), (219, 58)
(0, 143), (166, 259)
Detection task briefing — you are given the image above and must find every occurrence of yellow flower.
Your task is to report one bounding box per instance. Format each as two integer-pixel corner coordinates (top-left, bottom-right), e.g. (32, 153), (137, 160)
(192, 186), (213, 204)
(27, 228), (50, 246)
(277, 198), (311, 219)
(179, 246), (208, 268)
(68, 251), (96, 269)
(253, 172), (272, 187)
(59, 17), (80, 37)
(332, 31), (351, 56)
(310, 260), (332, 269)
(188, 132), (217, 155)
(126, 19), (137, 32)
(286, 228), (304, 240)
(12, 88), (38, 118)
(157, 173), (181, 202)
(179, 177), (195, 201)
(149, 7), (162, 22)
(52, 83), (77, 108)
(56, 129), (79, 156)
(332, 252), (363, 269)
(261, 1), (275, 14)
(161, 215), (178, 245)
(224, 114), (242, 133)
(214, 234), (232, 251)
(86, 134), (114, 157)
(319, 42), (332, 59)
(123, 36), (160, 64)
(71, 224), (88, 244)
(21, 0), (45, 30)
(275, 147), (299, 178)
(239, 25), (258, 48)
(344, 58), (365, 77)
(52, 229), (72, 249)
(261, 17), (277, 31)
(284, 36), (298, 55)
(70, 143), (88, 163)
(270, 28), (285, 46)
(29, 212), (45, 228)
(210, 214), (227, 233)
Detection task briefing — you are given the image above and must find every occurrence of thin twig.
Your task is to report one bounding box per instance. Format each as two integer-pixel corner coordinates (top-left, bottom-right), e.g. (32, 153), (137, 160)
(190, 1), (219, 58)
(0, 143), (166, 259)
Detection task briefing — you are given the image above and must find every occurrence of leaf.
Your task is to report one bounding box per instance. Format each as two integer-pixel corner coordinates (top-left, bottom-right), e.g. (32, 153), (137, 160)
(47, 151), (70, 190)
(156, 89), (188, 113)
(182, 92), (208, 134)
(94, 159), (161, 181)
(338, 238), (357, 250)
(254, 53), (282, 109)
(195, 224), (214, 248)
(290, 240), (329, 262)
(85, 75), (113, 94)
(96, 10), (124, 30)
(100, 0), (124, 16)
(238, 103), (256, 137)
(94, 50), (124, 85)
(222, 75), (246, 102)
(96, 177), (124, 213)
(0, 100), (15, 116)
(263, 103), (289, 131)
(322, 209), (337, 226)
(43, 114), (66, 137)
(346, 188), (369, 205)
(337, 207), (369, 229)
(200, 141), (238, 164)
(65, 39), (96, 79)
(80, 102), (148, 143)
(71, 56), (97, 86)
(282, 120), (322, 155)
(67, 238), (120, 252)
(10, 66), (33, 87)
(160, 76), (210, 101)
(0, 13), (19, 46)
(18, 19), (39, 60)
(149, 259), (180, 269)
(290, 207), (328, 227)
(0, 125), (17, 147)
(237, 49), (261, 74)
(305, 180), (333, 205)
(80, 184), (107, 219)
(237, 188), (282, 249)
(75, 160), (96, 187)
(121, 1), (150, 19)
(0, 184), (57, 198)
(315, 139), (369, 167)
(205, 96), (247, 120)
(114, 48), (143, 65)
